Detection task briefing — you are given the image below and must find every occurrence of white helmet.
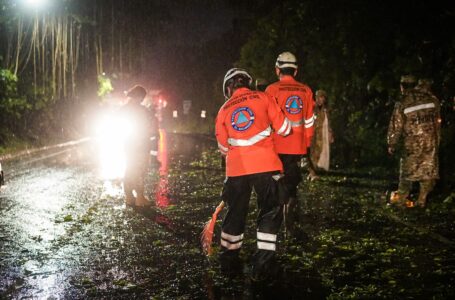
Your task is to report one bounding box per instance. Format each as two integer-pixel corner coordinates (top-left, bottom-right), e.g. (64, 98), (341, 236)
(223, 68), (252, 99)
(275, 52), (298, 69)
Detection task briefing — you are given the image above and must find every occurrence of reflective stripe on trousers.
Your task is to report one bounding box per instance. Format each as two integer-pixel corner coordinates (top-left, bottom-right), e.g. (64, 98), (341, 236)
(257, 231), (277, 251)
(221, 231), (244, 250)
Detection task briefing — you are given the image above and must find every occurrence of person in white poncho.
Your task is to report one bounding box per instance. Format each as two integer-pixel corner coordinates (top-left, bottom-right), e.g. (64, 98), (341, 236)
(308, 89), (334, 180)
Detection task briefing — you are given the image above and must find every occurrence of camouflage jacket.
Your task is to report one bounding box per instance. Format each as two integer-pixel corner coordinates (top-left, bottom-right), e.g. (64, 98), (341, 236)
(387, 88), (440, 180)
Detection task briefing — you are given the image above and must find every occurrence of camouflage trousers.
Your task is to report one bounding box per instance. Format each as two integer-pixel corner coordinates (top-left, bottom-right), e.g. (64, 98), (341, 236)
(398, 178), (436, 199)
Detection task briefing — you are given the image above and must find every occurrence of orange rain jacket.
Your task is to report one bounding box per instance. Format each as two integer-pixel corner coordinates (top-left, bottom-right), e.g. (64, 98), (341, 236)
(265, 75), (315, 154)
(215, 87), (291, 177)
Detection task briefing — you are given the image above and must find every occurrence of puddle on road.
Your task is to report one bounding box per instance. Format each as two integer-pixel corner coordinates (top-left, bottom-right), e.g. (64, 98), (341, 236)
(0, 154), (101, 298)
(1, 131), (454, 299)
(101, 180), (124, 199)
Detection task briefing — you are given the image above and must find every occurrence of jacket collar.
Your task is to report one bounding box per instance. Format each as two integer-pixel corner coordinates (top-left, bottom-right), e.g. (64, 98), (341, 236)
(230, 87), (250, 99)
(279, 75), (296, 82)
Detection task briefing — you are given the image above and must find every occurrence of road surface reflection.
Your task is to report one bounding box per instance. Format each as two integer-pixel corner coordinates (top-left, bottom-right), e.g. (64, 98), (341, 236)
(155, 129), (170, 208)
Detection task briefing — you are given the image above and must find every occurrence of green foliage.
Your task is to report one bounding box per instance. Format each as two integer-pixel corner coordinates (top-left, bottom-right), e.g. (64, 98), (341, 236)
(237, 0), (455, 169)
(0, 67), (65, 146)
(97, 74), (113, 98)
(0, 69), (30, 141)
(238, 18), (281, 80)
(0, 69), (30, 117)
(0, 69), (17, 93)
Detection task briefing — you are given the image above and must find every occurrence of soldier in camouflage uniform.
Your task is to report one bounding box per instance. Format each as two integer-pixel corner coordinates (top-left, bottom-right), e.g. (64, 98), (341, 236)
(387, 75), (441, 208)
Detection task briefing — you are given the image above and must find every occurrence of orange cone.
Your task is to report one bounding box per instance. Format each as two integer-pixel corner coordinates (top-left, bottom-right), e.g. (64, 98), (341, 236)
(201, 201), (225, 256)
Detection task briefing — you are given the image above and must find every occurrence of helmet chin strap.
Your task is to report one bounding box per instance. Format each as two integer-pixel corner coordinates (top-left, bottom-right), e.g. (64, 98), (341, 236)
(226, 86), (234, 99)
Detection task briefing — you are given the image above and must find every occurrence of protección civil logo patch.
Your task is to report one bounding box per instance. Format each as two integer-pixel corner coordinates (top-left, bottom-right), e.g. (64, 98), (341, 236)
(285, 95), (303, 114)
(231, 107), (255, 131)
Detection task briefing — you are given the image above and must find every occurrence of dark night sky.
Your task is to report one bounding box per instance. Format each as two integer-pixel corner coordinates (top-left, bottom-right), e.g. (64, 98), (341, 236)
(160, 1), (236, 46)
(106, 0), (245, 105)
(125, 0), (253, 108)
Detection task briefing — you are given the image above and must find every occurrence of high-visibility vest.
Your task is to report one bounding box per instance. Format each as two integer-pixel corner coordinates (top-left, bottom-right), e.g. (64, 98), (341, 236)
(215, 87), (291, 177)
(266, 75), (315, 154)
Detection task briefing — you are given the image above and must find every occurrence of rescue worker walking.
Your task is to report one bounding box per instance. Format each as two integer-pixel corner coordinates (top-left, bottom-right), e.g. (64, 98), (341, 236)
(265, 52), (315, 232)
(387, 75), (441, 208)
(122, 85), (156, 207)
(215, 68), (291, 280)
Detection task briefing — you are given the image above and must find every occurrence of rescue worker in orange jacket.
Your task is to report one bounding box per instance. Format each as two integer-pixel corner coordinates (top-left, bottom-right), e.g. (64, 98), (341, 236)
(215, 68), (291, 280)
(265, 52), (315, 233)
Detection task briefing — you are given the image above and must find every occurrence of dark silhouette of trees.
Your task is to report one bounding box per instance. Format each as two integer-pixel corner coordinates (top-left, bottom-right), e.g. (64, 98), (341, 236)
(236, 0), (454, 172)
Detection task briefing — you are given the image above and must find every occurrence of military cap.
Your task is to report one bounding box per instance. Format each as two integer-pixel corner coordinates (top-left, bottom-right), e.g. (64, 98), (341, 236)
(400, 75), (416, 84)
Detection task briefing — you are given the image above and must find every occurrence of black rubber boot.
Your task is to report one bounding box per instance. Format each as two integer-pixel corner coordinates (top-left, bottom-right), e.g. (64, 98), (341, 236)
(284, 197), (298, 236)
(250, 251), (280, 282)
(219, 250), (243, 277)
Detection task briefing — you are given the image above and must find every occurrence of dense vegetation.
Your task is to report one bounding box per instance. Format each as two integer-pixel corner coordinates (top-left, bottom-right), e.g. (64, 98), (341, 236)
(234, 0), (455, 189)
(239, 1), (455, 170)
(0, 0), (170, 146)
(0, 0), (454, 190)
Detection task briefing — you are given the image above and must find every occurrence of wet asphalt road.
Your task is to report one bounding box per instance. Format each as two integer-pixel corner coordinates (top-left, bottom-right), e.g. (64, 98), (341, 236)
(1, 131), (455, 299)
(0, 132), (223, 299)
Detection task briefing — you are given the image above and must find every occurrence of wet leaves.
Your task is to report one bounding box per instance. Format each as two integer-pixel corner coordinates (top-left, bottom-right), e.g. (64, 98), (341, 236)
(290, 170), (455, 299)
(112, 279), (136, 289)
(2, 135), (455, 299)
(31, 235), (43, 243)
(80, 276), (93, 286)
(63, 214), (73, 222)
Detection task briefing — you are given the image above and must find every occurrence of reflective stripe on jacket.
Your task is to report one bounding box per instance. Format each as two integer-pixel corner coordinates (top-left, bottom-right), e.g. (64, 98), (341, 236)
(215, 87), (289, 177)
(265, 75), (315, 154)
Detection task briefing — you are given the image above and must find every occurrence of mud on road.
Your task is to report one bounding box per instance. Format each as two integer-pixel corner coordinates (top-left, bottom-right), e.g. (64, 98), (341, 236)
(1, 132), (455, 299)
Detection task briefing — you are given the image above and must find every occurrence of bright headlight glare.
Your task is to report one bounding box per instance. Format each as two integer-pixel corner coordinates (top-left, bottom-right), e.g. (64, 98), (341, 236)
(24, 0), (48, 8)
(95, 112), (136, 180)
